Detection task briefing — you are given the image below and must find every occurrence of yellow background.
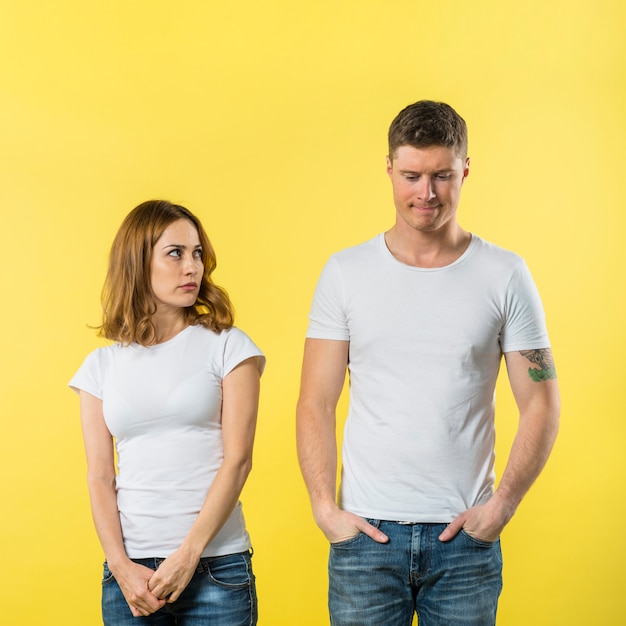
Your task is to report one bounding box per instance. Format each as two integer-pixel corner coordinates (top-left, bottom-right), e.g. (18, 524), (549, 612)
(1, 1), (624, 624)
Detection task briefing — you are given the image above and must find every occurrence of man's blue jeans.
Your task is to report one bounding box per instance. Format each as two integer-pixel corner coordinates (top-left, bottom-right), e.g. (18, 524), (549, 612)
(328, 520), (502, 626)
(101, 551), (257, 625)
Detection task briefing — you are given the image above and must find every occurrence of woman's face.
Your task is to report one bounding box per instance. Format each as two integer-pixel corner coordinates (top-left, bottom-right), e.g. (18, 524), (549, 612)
(149, 218), (204, 314)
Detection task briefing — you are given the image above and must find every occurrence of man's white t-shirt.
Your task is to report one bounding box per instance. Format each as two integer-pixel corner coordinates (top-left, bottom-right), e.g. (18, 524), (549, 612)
(70, 324), (265, 558)
(307, 234), (549, 522)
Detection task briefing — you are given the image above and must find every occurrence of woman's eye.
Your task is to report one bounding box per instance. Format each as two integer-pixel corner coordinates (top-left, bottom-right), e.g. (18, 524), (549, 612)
(193, 249), (203, 258)
(168, 249), (182, 257)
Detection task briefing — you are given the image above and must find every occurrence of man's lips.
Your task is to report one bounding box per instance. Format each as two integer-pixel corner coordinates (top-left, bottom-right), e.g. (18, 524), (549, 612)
(411, 204), (439, 210)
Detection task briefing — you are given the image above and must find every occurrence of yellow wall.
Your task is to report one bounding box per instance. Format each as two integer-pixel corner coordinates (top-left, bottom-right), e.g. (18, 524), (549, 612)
(1, 1), (624, 624)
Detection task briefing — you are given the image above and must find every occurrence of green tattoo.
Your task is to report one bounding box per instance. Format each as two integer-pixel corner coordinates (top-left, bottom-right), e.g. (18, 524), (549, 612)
(519, 348), (557, 382)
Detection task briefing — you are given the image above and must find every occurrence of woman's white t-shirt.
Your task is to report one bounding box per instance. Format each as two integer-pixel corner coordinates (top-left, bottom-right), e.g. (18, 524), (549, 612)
(70, 324), (265, 558)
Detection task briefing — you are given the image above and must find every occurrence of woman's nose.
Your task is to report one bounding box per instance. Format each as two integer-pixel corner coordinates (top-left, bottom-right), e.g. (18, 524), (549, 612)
(184, 254), (199, 274)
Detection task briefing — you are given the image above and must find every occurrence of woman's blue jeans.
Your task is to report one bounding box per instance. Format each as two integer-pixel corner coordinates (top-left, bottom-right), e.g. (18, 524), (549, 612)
(328, 520), (502, 626)
(102, 551), (257, 625)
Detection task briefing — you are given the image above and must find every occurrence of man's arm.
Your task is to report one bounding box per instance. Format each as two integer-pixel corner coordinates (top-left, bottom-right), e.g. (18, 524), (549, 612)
(439, 348), (560, 542)
(296, 338), (388, 544)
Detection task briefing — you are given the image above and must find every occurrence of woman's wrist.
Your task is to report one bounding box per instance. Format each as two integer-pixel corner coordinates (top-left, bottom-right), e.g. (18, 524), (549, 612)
(178, 537), (206, 563)
(105, 552), (133, 575)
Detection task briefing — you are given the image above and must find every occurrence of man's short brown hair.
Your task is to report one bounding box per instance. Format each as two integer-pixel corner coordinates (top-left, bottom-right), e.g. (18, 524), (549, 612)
(388, 100), (468, 160)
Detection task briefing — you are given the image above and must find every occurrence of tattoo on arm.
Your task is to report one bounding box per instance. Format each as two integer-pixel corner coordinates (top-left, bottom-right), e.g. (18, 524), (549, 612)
(519, 348), (557, 382)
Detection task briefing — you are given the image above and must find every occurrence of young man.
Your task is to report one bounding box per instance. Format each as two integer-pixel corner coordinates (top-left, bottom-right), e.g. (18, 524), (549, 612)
(296, 100), (560, 626)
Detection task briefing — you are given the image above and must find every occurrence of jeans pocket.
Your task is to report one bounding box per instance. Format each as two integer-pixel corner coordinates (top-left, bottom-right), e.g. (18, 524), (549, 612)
(206, 553), (252, 589)
(460, 529), (499, 547)
(330, 518), (382, 548)
(102, 561), (116, 585)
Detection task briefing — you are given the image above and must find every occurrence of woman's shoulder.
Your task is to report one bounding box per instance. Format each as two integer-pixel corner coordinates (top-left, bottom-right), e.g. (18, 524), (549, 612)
(190, 323), (255, 344)
(184, 324), (264, 373)
(78, 340), (121, 364)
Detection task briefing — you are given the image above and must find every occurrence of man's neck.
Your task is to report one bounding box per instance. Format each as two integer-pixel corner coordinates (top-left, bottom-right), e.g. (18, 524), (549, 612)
(384, 223), (471, 268)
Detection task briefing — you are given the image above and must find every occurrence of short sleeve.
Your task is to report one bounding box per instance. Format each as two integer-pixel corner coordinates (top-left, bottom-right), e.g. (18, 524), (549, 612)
(306, 256), (350, 341)
(500, 261), (550, 352)
(68, 350), (104, 398)
(221, 327), (266, 378)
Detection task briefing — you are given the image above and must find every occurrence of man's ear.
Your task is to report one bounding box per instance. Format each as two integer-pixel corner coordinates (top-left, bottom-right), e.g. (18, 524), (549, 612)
(462, 157), (470, 182)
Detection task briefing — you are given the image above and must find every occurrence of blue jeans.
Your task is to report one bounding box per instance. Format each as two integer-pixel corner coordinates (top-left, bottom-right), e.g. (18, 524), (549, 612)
(102, 552), (257, 625)
(328, 520), (502, 626)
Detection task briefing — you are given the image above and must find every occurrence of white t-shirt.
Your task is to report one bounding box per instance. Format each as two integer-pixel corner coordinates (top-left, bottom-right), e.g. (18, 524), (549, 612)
(307, 234), (550, 522)
(70, 324), (265, 558)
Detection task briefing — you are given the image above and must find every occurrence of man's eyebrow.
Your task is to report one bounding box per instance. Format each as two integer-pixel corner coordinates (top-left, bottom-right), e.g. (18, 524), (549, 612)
(398, 168), (454, 174)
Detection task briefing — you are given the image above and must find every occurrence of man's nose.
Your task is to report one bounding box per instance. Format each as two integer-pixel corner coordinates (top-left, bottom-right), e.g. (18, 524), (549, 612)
(416, 176), (435, 200)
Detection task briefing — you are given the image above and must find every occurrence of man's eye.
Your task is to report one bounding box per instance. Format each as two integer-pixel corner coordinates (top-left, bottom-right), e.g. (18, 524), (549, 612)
(435, 174), (452, 180)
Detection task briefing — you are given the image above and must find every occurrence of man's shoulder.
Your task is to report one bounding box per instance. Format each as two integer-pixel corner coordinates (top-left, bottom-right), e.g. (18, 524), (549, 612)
(328, 233), (382, 264)
(470, 235), (526, 269)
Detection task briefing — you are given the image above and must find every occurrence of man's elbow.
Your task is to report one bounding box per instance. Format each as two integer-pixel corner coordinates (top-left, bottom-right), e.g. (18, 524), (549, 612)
(541, 393), (560, 449)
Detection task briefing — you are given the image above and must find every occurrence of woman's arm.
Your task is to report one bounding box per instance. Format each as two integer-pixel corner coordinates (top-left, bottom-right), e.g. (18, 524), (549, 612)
(147, 356), (262, 602)
(79, 391), (165, 617)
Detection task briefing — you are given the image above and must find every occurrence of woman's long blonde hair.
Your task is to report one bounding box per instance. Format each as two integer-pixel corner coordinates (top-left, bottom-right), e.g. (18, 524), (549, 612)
(99, 200), (234, 345)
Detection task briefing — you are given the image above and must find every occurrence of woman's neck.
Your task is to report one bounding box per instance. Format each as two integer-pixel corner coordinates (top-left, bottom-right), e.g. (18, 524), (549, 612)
(151, 309), (189, 344)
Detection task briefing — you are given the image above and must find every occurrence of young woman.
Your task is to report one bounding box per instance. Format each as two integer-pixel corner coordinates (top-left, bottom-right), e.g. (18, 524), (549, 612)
(70, 200), (265, 625)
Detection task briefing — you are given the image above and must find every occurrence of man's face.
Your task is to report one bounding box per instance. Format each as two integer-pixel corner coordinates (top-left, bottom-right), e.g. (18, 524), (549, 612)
(386, 145), (470, 235)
